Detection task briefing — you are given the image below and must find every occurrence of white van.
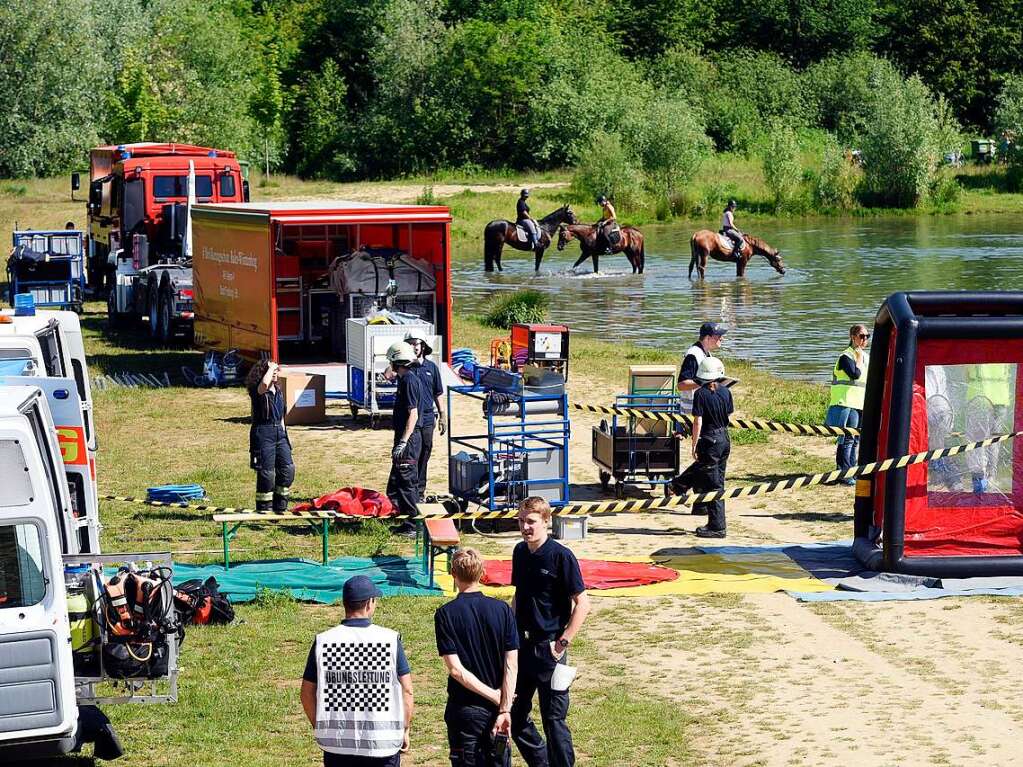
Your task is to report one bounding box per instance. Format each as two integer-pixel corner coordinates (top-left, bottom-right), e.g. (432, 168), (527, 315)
(0, 387), (177, 761)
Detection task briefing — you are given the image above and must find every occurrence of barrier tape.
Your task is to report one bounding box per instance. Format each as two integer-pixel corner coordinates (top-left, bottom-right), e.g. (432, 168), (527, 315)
(570, 402), (860, 437)
(104, 431), (1017, 522)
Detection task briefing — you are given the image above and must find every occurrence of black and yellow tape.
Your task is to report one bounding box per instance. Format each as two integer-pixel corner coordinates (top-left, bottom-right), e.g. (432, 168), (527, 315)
(104, 430), (1018, 522)
(570, 402), (860, 438)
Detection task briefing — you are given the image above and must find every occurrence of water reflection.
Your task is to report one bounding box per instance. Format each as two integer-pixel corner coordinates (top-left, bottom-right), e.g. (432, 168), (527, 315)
(451, 214), (1023, 380)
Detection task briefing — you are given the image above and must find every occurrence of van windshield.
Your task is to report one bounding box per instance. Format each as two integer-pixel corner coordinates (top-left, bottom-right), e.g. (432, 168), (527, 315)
(0, 349), (37, 376)
(0, 523), (46, 609)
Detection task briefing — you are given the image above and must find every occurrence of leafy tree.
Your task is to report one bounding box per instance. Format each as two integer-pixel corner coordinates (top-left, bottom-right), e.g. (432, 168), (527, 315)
(629, 98), (713, 212)
(105, 47), (174, 144)
(761, 120), (804, 212)
(295, 59), (356, 178)
(0, 0), (105, 176)
(607, 0), (717, 60)
(570, 130), (644, 211)
(803, 52), (899, 145)
(860, 67), (944, 207)
(994, 75), (1023, 190)
(815, 134), (861, 209)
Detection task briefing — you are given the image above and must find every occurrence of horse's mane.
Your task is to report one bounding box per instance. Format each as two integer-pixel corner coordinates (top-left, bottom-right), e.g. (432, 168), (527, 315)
(538, 205), (570, 226)
(745, 234), (776, 255)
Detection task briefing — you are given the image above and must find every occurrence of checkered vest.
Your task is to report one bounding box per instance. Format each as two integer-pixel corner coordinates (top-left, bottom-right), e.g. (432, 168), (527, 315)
(314, 624), (405, 757)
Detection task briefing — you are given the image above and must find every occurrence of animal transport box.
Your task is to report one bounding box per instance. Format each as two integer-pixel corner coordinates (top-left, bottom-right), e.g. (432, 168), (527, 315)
(190, 200), (452, 363)
(854, 292), (1023, 577)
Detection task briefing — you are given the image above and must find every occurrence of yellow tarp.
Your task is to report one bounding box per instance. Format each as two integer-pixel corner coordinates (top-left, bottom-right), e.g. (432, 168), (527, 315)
(433, 552), (834, 598)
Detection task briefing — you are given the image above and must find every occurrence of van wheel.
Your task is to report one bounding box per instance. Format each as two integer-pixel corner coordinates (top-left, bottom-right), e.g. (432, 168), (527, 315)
(158, 288), (173, 343)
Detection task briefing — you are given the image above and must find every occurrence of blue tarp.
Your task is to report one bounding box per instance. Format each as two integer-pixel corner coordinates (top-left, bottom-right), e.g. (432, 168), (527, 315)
(171, 556), (442, 604)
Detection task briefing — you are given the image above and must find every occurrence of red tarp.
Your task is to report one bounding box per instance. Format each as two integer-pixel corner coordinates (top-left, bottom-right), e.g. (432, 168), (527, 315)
(293, 487), (395, 517)
(481, 558), (679, 590)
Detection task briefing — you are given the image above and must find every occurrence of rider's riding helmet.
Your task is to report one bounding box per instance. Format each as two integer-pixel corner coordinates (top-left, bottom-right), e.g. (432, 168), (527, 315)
(521, 188), (530, 197)
(727, 199), (738, 210)
(597, 195), (608, 205)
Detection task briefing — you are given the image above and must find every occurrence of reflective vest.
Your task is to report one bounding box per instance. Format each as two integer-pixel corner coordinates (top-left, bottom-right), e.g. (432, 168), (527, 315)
(966, 364), (1013, 408)
(314, 623), (405, 758)
(679, 343), (709, 412)
(829, 347), (868, 410)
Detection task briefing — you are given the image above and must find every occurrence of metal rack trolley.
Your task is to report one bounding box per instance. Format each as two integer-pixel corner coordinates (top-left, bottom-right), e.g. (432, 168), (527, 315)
(64, 552), (179, 705)
(592, 392), (682, 498)
(447, 377), (570, 512)
(7, 230), (86, 312)
(345, 318), (436, 425)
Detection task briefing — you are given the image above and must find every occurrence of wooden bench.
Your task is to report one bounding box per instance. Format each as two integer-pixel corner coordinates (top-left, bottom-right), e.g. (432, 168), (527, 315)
(415, 507), (461, 588)
(213, 512), (335, 569)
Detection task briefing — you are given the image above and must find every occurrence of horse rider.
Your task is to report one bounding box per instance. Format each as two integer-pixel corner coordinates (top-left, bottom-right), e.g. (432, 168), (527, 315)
(721, 200), (744, 259)
(595, 194), (617, 254)
(517, 189), (540, 249)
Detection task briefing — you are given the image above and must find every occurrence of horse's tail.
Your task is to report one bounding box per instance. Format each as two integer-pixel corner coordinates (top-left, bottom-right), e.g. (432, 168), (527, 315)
(688, 235), (698, 279)
(637, 235), (646, 274)
(484, 222), (502, 272)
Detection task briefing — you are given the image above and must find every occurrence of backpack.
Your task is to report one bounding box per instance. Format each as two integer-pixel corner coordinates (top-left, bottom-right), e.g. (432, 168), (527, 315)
(173, 576), (235, 625)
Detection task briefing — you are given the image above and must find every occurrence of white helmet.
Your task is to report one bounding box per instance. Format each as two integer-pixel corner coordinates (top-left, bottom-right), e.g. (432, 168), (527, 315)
(696, 356), (726, 383)
(386, 341), (416, 367)
(404, 329), (433, 356)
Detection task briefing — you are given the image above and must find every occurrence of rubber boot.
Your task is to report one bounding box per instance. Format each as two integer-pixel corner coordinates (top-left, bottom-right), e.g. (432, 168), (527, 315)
(272, 486), (291, 512)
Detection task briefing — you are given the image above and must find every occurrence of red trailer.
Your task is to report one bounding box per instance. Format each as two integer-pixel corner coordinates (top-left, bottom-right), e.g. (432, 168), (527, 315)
(190, 200), (452, 363)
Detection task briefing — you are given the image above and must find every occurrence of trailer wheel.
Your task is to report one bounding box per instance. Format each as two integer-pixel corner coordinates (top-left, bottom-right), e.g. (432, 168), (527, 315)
(598, 470), (611, 490)
(157, 288), (173, 344)
(147, 286), (160, 338)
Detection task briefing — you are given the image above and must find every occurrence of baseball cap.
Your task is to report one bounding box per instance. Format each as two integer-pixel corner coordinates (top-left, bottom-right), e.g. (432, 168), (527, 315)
(343, 575), (383, 603)
(700, 321), (729, 338)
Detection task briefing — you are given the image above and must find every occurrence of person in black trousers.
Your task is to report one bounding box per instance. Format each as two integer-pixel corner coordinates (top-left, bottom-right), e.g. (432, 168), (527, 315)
(386, 342), (425, 530)
(405, 329), (446, 501)
(435, 548), (518, 767)
(510, 497), (590, 767)
(246, 359), (295, 511)
(667, 357), (734, 538)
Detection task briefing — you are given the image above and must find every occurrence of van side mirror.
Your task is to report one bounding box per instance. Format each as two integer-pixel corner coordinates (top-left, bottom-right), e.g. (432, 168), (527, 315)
(71, 172), (80, 192)
(243, 179), (250, 203)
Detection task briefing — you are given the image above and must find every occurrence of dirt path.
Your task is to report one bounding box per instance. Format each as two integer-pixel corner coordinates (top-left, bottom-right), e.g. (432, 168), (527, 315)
(289, 365), (1023, 766)
(278, 181), (569, 205)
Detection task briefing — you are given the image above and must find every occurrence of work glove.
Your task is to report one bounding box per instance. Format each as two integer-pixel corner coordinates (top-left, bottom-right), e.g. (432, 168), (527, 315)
(392, 441), (408, 461)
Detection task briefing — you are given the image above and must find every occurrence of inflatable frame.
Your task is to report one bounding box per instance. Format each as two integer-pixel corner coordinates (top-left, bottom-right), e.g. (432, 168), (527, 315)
(854, 292), (1023, 576)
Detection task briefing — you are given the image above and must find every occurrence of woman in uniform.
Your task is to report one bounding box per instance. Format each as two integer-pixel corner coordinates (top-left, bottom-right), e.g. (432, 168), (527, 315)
(667, 357), (733, 538)
(245, 359), (295, 511)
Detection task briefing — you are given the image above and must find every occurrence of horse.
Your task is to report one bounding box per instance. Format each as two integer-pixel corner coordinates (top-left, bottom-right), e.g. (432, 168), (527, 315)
(483, 205), (577, 272)
(556, 223), (645, 274)
(688, 230), (785, 279)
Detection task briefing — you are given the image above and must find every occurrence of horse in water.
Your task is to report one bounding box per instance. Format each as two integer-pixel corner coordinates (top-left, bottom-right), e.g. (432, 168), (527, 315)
(483, 205), (577, 272)
(557, 223), (645, 274)
(688, 230), (785, 279)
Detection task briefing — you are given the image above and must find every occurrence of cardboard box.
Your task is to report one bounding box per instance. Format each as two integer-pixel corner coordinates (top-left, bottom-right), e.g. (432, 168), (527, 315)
(278, 369), (326, 425)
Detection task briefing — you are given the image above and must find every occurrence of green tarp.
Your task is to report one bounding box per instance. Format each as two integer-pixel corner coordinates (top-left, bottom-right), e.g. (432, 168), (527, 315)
(171, 556), (441, 603)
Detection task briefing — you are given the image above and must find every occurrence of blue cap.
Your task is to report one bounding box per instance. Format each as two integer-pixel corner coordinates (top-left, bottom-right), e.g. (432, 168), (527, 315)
(700, 321), (728, 337)
(343, 575), (382, 603)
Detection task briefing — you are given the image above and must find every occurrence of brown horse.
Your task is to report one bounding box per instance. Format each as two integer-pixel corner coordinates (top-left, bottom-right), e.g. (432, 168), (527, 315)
(688, 230), (785, 279)
(483, 205), (576, 272)
(556, 223), (645, 274)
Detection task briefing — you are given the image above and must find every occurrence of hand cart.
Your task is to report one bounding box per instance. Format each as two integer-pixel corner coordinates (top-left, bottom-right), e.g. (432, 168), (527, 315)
(592, 393), (681, 498)
(7, 230), (86, 312)
(447, 369), (570, 512)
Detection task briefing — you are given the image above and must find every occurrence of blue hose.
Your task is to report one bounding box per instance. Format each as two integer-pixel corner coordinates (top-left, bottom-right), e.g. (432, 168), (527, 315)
(146, 484), (206, 503)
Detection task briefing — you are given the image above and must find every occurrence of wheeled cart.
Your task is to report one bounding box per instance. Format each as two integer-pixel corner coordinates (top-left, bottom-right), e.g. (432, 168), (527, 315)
(7, 230), (85, 312)
(592, 393), (681, 498)
(345, 318), (437, 425)
(447, 370), (570, 511)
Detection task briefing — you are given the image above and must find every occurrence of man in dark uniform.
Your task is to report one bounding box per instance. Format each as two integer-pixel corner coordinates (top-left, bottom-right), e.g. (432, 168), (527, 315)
(405, 329), (446, 501)
(510, 497), (590, 767)
(667, 357), (734, 538)
(386, 341), (425, 531)
(435, 548), (519, 767)
(516, 189), (540, 250)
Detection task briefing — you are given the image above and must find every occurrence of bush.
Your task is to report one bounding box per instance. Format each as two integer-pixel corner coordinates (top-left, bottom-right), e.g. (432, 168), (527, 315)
(628, 97), (713, 215)
(929, 173), (962, 209)
(761, 121), (804, 213)
(415, 185), (438, 205)
(482, 289), (550, 328)
(994, 75), (1023, 190)
(803, 53), (898, 145)
(860, 68), (944, 208)
(570, 130), (644, 211)
(815, 136), (861, 210)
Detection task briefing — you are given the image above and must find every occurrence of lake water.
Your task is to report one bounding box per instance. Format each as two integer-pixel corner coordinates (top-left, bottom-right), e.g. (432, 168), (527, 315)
(451, 214), (1023, 381)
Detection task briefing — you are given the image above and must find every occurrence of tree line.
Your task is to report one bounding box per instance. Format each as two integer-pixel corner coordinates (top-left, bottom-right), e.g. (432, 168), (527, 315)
(3, 0), (1023, 210)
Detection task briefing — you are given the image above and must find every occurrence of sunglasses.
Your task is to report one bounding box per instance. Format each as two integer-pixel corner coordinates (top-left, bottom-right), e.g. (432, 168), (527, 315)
(856, 333), (870, 340)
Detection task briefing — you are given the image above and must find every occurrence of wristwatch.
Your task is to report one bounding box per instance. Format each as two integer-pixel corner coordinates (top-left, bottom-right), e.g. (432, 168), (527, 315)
(555, 637), (570, 651)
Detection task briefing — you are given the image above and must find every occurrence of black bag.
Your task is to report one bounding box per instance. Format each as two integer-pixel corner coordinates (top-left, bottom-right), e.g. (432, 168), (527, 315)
(173, 576), (235, 625)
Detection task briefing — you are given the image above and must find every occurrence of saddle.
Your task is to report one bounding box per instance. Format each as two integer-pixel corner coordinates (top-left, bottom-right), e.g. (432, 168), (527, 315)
(717, 232), (744, 252)
(515, 222), (541, 244)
